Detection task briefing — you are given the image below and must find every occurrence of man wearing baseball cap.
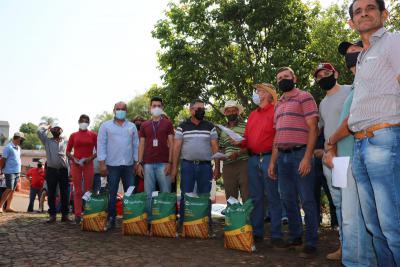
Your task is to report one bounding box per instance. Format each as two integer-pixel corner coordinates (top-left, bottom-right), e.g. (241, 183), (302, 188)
(324, 40), (376, 266)
(314, 62), (352, 261)
(0, 132), (25, 213)
(218, 100), (249, 203)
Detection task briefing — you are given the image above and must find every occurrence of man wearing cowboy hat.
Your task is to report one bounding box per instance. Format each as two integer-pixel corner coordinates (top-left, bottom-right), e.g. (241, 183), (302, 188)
(219, 100), (249, 203)
(234, 83), (285, 248)
(0, 132), (25, 213)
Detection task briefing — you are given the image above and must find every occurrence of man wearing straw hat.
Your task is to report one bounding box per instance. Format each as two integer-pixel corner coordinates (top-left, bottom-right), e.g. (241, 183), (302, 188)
(219, 100), (249, 203)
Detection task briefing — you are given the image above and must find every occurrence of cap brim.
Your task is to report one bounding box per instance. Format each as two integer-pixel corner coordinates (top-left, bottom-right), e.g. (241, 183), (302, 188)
(338, 41), (353, 55)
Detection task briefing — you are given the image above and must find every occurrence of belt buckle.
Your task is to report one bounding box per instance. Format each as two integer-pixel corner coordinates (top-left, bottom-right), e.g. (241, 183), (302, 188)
(193, 160), (200, 165)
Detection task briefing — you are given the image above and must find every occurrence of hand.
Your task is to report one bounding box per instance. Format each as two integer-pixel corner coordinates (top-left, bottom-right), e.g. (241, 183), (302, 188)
(136, 164), (144, 178)
(314, 149), (324, 159)
(99, 162), (108, 177)
(164, 163), (171, 176)
(322, 150), (336, 169)
(298, 157), (312, 177)
(170, 166), (177, 183)
(83, 158), (92, 165)
(228, 152), (239, 161)
(213, 168), (221, 180)
(268, 162), (277, 180)
(228, 138), (241, 146)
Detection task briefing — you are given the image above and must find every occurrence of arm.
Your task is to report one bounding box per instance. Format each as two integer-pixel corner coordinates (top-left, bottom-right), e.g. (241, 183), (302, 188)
(298, 117), (318, 177)
(133, 126), (139, 163)
(66, 134), (74, 160)
(211, 139), (221, 179)
(327, 116), (351, 149)
(164, 134), (174, 175)
(37, 126), (50, 145)
(268, 140), (279, 180)
(137, 137), (146, 177)
(170, 139), (183, 182)
(97, 123), (108, 176)
(0, 157), (5, 174)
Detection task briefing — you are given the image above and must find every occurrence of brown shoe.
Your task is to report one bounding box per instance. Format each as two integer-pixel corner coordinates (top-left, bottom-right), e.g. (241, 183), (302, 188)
(61, 215), (72, 223)
(326, 246), (341, 261)
(47, 215), (56, 224)
(5, 208), (16, 213)
(298, 245), (317, 258)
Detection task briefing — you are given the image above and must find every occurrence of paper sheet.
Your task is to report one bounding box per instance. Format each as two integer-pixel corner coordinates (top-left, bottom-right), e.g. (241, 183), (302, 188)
(216, 124), (244, 142)
(125, 186), (135, 197)
(82, 191), (92, 201)
(332, 157), (350, 188)
(211, 152), (227, 160)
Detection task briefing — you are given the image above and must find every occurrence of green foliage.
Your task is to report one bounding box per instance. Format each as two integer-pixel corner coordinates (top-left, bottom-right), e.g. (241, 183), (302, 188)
(19, 122), (38, 135)
(91, 111), (113, 133)
(18, 122), (41, 150)
(387, 0), (400, 32)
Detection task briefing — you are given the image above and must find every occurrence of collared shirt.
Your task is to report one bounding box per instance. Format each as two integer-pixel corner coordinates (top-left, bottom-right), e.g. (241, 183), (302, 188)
(27, 167), (45, 189)
(97, 119), (139, 166)
(241, 104), (275, 154)
(348, 27), (400, 132)
(175, 119), (218, 161)
(220, 120), (248, 165)
(2, 142), (21, 174)
(274, 88), (319, 148)
(66, 130), (97, 159)
(38, 129), (68, 169)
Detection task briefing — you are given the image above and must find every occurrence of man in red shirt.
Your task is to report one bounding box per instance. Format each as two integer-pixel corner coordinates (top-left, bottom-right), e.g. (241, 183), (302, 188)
(26, 161), (46, 212)
(238, 83), (285, 247)
(66, 114), (97, 224)
(136, 97), (174, 220)
(268, 67), (319, 258)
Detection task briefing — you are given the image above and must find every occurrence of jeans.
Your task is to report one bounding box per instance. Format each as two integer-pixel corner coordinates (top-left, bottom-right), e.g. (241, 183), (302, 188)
(277, 148), (318, 247)
(46, 167), (69, 216)
(342, 163), (377, 267)
(323, 165), (342, 242)
(27, 187), (41, 212)
(5, 173), (19, 189)
(107, 165), (134, 220)
(248, 154), (282, 238)
(352, 126), (400, 266)
(71, 162), (94, 217)
(144, 163), (172, 220)
(93, 173), (101, 194)
(179, 160), (212, 223)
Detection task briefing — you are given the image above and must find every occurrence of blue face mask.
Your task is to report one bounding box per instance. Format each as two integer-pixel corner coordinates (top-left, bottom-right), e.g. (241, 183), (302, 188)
(115, 110), (127, 120)
(252, 91), (260, 106)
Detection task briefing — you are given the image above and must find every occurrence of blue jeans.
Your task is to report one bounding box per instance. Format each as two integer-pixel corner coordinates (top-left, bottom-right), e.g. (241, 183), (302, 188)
(352, 127), (400, 266)
(27, 187), (41, 212)
(107, 165), (134, 220)
(277, 148), (318, 247)
(323, 165), (342, 241)
(248, 154), (282, 238)
(93, 173), (101, 194)
(342, 163), (376, 267)
(179, 160), (212, 223)
(144, 163), (172, 220)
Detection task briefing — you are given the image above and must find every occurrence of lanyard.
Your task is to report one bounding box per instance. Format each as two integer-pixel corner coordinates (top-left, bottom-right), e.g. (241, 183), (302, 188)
(152, 119), (161, 139)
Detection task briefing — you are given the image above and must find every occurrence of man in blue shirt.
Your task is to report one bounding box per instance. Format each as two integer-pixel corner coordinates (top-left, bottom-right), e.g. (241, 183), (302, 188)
(97, 101), (139, 229)
(0, 132), (25, 213)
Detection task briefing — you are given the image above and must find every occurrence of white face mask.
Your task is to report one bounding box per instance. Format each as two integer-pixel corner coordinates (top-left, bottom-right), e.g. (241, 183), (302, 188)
(252, 91), (261, 106)
(79, 123), (89, 130)
(151, 107), (163, 117)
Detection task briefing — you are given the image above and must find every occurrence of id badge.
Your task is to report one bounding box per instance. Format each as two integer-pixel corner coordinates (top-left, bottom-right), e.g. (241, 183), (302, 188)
(153, 139), (159, 147)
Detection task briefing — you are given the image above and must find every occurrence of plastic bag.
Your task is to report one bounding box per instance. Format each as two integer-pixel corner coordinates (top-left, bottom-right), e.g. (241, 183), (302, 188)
(150, 192), (177, 238)
(224, 198), (255, 252)
(122, 192), (148, 236)
(82, 193), (108, 232)
(183, 193), (210, 239)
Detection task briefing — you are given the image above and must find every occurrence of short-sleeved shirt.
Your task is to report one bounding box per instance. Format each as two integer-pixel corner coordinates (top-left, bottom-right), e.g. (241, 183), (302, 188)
(319, 85), (352, 140)
(348, 27), (400, 132)
(219, 121), (248, 165)
(175, 119), (218, 161)
(37, 129), (68, 169)
(66, 130), (97, 159)
(140, 118), (174, 164)
(2, 142), (21, 174)
(27, 167), (46, 189)
(274, 88), (319, 148)
(337, 89), (355, 158)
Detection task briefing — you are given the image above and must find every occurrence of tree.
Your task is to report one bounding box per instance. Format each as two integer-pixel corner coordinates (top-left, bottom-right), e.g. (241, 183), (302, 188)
(40, 116), (58, 126)
(19, 122), (41, 150)
(152, 0), (313, 119)
(19, 123), (38, 135)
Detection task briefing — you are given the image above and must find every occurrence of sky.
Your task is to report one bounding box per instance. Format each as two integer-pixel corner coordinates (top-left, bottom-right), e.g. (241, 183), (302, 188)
(0, 0), (340, 138)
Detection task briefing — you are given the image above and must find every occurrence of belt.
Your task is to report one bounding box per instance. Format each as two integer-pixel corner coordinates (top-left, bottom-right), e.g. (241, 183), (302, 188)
(353, 123), (400, 140)
(278, 145), (306, 153)
(182, 159), (211, 165)
(248, 151), (272, 157)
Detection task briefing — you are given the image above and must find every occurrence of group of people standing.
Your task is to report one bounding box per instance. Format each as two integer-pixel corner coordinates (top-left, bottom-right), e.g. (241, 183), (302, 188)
(0, 0), (399, 266)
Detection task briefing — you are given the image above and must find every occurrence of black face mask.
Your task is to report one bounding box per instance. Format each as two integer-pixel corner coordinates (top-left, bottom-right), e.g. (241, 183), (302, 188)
(345, 52), (360, 69)
(278, 79), (295, 92)
(51, 131), (61, 138)
(194, 108), (205, 121)
(317, 74), (337, 91)
(38, 164), (43, 168)
(135, 123), (141, 130)
(227, 114), (238, 122)
(19, 139), (24, 145)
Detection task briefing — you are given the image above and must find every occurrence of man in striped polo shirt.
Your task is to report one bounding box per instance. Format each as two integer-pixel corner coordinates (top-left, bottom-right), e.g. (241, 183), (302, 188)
(268, 67), (319, 258)
(346, 0), (400, 264)
(171, 99), (221, 228)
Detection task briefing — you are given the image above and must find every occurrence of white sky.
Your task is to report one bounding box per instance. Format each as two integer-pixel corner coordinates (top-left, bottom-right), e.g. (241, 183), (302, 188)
(0, 0), (340, 138)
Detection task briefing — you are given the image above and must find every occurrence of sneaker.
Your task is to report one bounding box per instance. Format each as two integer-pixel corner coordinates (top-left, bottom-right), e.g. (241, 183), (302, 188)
(254, 235), (264, 243)
(281, 217), (288, 225)
(106, 218), (116, 230)
(298, 245), (317, 258)
(326, 246), (341, 261)
(61, 215), (72, 223)
(271, 238), (287, 251)
(74, 216), (82, 225)
(47, 215), (56, 224)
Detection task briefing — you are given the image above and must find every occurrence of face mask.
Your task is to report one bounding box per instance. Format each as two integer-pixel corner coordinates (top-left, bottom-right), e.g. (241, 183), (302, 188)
(345, 52), (360, 69)
(135, 123), (141, 130)
(38, 164), (43, 168)
(51, 131), (61, 138)
(278, 79), (295, 92)
(252, 91), (261, 105)
(317, 74), (337, 91)
(79, 122), (89, 130)
(115, 110), (126, 120)
(19, 139), (24, 145)
(194, 108), (205, 120)
(151, 107), (163, 117)
(227, 114), (238, 122)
